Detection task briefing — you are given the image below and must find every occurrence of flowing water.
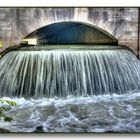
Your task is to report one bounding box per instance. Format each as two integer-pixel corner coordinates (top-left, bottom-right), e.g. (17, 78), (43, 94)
(0, 45), (140, 98)
(1, 92), (140, 132)
(0, 45), (140, 132)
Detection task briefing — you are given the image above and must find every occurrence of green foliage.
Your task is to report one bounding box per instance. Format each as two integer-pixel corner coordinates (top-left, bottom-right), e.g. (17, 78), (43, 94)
(0, 99), (17, 122)
(0, 99), (17, 106)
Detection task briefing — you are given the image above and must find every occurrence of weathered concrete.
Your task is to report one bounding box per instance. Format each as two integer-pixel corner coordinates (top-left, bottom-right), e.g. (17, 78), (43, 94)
(0, 8), (138, 55)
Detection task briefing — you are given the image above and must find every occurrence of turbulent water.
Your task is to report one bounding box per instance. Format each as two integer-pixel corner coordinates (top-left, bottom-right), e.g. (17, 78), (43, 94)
(0, 46), (140, 98)
(1, 92), (140, 132)
(1, 45), (140, 132)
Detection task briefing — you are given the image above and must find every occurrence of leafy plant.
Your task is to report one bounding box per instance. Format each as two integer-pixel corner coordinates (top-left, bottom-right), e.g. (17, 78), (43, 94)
(0, 99), (17, 106)
(0, 99), (16, 122)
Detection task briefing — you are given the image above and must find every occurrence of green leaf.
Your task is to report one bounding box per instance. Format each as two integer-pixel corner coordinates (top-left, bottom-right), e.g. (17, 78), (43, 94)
(0, 99), (17, 122)
(0, 99), (16, 106)
(4, 117), (12, 122)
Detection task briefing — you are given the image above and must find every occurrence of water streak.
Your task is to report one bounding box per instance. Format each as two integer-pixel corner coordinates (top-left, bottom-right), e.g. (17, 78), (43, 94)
(0, 46), (140, 98)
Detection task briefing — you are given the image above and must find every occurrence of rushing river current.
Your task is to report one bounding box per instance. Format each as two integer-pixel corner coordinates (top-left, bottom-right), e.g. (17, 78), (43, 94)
(1, 92), (140, 133)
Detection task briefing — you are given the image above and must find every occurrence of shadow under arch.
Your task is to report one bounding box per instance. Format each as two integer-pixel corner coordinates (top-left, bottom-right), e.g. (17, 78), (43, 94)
(22, 21), (118, 45)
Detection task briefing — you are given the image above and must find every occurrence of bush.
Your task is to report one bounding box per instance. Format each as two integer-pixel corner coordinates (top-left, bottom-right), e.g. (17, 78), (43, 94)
(0, 99), (16, 122)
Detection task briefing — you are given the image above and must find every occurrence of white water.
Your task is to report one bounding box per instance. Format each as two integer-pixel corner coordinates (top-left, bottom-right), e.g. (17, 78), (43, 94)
(1, 92), (140, 132)
(0, 46), (140, 132)
(0, 47), (140, 98)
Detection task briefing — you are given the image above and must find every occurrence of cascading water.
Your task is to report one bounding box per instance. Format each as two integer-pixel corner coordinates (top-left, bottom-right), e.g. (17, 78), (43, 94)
(1, 21), (140, 133)
(0, 46), (140, 98)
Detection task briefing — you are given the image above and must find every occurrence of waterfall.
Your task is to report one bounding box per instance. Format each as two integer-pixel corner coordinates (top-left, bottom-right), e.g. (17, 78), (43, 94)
(0, 45), (140, 98)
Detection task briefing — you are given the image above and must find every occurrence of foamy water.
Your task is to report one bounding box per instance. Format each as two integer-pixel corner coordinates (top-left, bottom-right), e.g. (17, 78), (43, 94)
(1, 48), (140, 98)
(1, 91), (140, 132)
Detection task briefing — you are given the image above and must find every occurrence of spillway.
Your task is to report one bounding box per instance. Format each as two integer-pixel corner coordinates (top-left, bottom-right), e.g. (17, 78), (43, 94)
(0, 45), (140, 98)
(0, 21), (140, 133)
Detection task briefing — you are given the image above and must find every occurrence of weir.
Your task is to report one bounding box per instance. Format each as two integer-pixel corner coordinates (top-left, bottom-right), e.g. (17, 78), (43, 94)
(0, 21), (140, 98)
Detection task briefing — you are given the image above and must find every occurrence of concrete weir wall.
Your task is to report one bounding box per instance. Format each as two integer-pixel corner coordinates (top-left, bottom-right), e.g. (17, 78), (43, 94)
(0, 8), (139, 55)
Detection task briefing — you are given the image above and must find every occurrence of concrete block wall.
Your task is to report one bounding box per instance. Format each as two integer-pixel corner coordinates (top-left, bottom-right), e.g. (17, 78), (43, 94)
(0, 8), (138, 55)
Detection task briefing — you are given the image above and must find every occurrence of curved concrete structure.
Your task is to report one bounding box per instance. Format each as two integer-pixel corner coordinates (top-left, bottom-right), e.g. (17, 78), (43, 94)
(23, 21), (118, 45)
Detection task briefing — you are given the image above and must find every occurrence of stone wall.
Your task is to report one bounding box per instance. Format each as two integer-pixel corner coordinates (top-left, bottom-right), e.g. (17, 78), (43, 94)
(0, 8), (138, 55)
